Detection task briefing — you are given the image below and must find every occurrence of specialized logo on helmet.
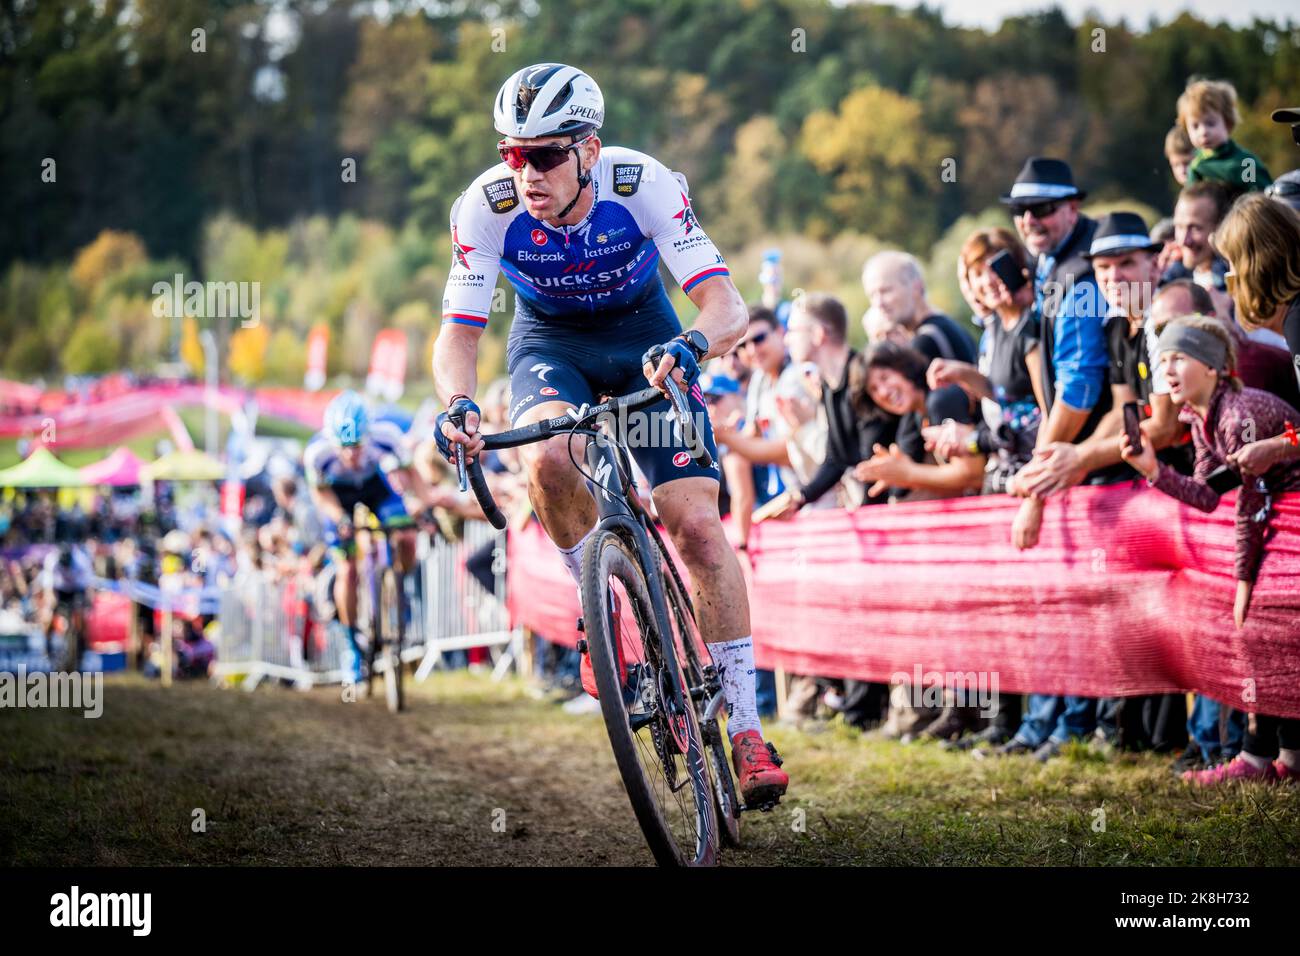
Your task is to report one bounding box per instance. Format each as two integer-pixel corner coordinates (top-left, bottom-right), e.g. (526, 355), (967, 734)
(483, 177), (519, 214)
(531, 229), (548, 246)
(566, 104), (603, 122)
(451, 226), (475, 270)
(672, 193), (697, 235)
(613, 163), (643, 197)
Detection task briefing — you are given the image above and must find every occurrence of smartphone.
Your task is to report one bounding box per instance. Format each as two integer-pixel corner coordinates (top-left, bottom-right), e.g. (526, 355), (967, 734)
(1122, 401), (1144, 454)
(1206, 464), (1243, 494)
(988, 250), (1028, 295)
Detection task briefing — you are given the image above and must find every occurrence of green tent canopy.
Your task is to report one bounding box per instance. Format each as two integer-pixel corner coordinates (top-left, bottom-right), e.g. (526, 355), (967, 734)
(0, 447), (86, 488)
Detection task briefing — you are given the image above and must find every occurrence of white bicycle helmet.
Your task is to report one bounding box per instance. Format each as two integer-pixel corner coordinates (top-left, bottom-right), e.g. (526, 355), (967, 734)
(494, 63), (604, 140)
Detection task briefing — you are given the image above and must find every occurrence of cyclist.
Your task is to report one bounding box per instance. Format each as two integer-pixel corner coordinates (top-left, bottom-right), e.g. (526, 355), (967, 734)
(39, 540), (94, 667)
(304, 390), (427, 683)
(432, 63), (788, 807)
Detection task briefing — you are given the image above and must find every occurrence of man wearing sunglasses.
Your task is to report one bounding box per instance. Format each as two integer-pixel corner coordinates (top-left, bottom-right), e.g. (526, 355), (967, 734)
(998, 158), (1111, 516)
(432, 63), (787, 806)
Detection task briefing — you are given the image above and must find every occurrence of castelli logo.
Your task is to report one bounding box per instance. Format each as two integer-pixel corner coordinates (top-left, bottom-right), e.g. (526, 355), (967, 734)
(672, 451), (690, 467)
(531, 229), (548, 246)
(540, 386), (559, 396)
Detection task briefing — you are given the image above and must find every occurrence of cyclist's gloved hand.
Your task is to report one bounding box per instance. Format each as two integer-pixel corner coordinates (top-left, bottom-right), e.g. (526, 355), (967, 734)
(435, 395), (482, 464)
(645, 338), (700, 389)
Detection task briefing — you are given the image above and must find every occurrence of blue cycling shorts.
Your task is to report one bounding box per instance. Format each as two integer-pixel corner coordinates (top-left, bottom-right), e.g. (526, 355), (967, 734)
(506, 318), (720, 490)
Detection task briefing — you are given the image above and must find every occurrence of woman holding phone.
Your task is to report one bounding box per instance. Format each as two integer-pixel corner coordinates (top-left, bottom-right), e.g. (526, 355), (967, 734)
(929, 229), (1047, 543)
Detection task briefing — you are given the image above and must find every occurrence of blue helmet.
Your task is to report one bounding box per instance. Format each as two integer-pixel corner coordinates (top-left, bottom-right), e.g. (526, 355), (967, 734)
(324, 390), (369, 447)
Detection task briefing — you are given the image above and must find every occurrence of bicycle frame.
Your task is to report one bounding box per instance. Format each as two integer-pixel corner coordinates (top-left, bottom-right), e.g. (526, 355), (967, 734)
(455, 369), (713, 727)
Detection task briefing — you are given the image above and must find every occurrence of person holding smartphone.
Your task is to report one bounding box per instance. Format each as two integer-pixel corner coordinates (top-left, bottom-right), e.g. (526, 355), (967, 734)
(929, 229), (1046, 518)
(1122, 313), (1300, 785)
(1121, 314), (1300, 629)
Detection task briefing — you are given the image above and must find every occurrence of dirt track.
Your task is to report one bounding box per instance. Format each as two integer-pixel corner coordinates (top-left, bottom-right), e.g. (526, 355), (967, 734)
(0, 672), (785, 866)
(4, 671), (1299, 867)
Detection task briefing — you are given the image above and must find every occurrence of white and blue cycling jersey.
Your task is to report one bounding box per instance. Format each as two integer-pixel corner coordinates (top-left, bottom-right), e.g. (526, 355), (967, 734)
(441, 145), (730, 489)
(442, 146), (729, 339)
(302, 420), (411, 492)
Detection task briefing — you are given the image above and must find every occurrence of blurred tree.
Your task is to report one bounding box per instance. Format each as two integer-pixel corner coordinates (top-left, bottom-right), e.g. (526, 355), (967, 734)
(227, 322), (270, 384)
(801, 86), (953, 250)
(340, 14), (441, 222)
(3, 328), (57, 379)
(408, 21), (513, 235)
(64, 318), (121, 374)
(956, 74), (1105, 210)
(263, 326), (307, 385)
(180, 316), (205, 375)
(69, 231), (147, 303)
(708, 115), (785, 250)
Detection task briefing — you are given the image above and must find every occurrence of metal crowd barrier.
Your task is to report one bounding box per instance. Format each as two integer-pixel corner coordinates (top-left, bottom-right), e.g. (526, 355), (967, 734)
(213, 522), (521, 690)
(413, 519), (518, 681)
(212, 572), (348, 689)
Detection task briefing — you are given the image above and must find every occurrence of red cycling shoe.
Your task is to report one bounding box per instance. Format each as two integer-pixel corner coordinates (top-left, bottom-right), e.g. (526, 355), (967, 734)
(731, 729), (788, 808)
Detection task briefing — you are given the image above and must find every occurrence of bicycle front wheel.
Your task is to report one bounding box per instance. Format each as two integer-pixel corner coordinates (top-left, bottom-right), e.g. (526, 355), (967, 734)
(581, 529), (718, 867)
(660, 558), (741, 848)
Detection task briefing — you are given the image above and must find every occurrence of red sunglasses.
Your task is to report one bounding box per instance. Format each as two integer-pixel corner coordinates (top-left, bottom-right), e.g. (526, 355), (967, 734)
(497, 136), (589, 173)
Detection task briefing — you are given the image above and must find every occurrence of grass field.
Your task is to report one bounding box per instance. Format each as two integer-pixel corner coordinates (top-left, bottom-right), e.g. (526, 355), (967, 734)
(3, 671), (1297, 867)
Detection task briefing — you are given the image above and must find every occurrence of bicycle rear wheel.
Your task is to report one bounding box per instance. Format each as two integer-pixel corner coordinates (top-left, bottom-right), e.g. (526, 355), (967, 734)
(581, 528), (718, 867)
(380, 567), (405, 713)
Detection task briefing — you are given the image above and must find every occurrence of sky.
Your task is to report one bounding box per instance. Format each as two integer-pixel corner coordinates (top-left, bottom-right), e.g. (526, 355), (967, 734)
(893, 0), (1298, 30)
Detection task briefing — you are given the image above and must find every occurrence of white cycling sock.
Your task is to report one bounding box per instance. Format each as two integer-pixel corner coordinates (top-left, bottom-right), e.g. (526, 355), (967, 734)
(1278, 748), (1300, 771)
(556, 533), (590, 586)
(711, 636), (762, 738)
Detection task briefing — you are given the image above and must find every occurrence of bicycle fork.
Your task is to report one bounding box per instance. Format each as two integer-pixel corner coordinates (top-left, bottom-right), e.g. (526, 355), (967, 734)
(582, 430), (692, 723)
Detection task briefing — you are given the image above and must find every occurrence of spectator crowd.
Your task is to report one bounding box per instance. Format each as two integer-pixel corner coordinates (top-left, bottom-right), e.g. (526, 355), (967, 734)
(675, 78), (1300, 786)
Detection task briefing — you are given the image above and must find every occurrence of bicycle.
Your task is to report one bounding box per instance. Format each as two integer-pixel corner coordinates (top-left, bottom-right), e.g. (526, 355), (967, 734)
(46, 589), (89, 672)
(451, 348), (752, 866)
(351, 508), (408, 714)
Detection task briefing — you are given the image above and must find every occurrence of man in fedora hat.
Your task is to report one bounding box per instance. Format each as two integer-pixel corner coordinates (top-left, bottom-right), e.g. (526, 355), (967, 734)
(992, 158), (1115, 762)
(999, 159), (1111, 528)
(1271, 106), (1300, 148)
